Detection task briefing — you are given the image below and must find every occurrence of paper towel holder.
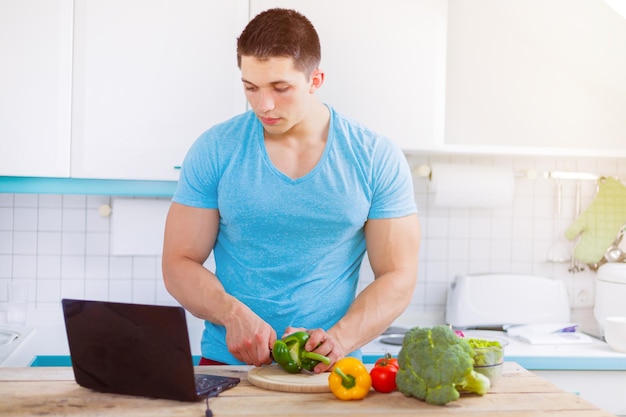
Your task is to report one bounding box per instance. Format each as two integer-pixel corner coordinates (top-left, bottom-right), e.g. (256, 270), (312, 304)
(413, 165), (432, 179)
(99, 204), (112, 217)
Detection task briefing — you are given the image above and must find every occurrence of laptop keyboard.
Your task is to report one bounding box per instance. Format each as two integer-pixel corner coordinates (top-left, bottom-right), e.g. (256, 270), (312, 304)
(195, 374), (239, 397)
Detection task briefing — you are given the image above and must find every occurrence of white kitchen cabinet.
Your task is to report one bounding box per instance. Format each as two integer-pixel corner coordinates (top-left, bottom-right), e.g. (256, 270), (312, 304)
(249, 0), (448, 152)
(535, 370), (626, 416)
(0, 0), (73, 177)
(445, 0), (626, 157)
(70, 0), (249, 180)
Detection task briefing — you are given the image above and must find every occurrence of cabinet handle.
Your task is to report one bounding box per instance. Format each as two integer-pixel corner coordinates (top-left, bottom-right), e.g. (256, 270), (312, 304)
(173, 166), (181, 170)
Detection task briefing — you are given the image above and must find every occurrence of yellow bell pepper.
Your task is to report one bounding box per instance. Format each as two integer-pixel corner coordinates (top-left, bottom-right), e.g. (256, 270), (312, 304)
(328, 357), (372, 400)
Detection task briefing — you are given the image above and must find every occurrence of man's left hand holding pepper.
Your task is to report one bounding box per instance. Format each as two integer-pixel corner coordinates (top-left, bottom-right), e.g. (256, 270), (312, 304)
(281, 327), (343, 373)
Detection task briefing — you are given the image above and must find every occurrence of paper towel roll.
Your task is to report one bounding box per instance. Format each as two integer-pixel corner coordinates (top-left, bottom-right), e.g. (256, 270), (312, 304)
(431, 163), (514, 208)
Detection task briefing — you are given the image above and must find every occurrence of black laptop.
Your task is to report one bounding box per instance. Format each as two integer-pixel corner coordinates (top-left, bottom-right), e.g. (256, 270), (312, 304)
(61, 298), (240, 402)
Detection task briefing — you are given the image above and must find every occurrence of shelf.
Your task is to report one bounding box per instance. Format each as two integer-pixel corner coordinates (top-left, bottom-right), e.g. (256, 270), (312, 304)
(0, 177), (177, 197)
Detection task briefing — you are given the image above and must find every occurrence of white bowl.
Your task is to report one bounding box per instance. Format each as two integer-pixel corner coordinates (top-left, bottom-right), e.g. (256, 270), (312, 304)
(604, 317), (626, 353)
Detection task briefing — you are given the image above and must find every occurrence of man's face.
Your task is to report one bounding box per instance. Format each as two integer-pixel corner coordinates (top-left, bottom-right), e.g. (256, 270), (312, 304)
(240, 56), (318, 136)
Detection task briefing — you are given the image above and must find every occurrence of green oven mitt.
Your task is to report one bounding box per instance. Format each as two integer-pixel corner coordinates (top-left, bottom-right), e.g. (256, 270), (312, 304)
(565, 177), (626, 264)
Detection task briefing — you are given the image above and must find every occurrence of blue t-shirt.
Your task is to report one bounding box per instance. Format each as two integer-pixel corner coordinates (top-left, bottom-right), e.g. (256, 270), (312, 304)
(173, 106), (416, 364)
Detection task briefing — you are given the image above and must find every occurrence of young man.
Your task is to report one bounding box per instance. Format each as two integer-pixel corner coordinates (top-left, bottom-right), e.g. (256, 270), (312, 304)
(162, 8), (420, 372)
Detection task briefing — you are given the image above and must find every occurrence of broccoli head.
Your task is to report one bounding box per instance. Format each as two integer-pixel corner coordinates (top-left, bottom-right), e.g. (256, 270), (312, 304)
(396, 325), (490, 406)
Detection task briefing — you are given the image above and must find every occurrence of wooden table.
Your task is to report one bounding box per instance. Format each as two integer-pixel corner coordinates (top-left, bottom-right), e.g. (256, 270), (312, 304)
(0, 363), (616, 416)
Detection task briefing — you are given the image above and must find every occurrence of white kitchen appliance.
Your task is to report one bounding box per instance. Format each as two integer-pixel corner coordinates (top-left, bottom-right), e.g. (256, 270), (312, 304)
(594, 263), (626, 337)
(445, 273), (570, 329)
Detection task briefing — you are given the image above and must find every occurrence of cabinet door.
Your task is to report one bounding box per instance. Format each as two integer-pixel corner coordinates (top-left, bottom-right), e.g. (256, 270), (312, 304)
(445, 0), (626, 156)
(535, 371), (626, 416)
(0, 0), (73, 177)
(249, 0), (447, 152)
(71, 0), (248, 180)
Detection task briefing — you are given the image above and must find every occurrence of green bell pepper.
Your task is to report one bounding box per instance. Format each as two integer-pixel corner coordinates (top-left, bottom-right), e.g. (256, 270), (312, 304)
(272, 331), (331, 374)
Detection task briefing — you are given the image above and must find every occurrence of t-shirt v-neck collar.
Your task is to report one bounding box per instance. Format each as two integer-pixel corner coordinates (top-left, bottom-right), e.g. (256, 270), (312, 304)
(256, 111), (334, 184)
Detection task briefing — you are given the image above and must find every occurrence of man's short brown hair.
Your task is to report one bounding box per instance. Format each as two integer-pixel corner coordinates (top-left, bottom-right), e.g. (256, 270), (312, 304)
(237, 8), (321, 78)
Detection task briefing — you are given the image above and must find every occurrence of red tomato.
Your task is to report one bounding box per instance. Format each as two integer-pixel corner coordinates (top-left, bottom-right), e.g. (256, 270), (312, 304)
(370, 354), (398, 393)
(374, 354), (399, 370)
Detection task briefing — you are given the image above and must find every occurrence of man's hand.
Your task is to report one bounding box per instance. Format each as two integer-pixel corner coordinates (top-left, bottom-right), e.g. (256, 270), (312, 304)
(282, 326), (344, 373)
(224, 307), (277, 366)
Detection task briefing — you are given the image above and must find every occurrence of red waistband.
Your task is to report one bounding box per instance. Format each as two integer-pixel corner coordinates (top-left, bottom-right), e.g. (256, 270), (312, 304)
(199, 357), (228, 366)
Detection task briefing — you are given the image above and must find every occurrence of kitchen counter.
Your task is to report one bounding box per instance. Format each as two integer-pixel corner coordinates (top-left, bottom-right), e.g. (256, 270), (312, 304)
(363, 330), (626, 371)
(6, 320), (626, 371)
(4, 305), (626, 371)
(0, 363), (616, 416)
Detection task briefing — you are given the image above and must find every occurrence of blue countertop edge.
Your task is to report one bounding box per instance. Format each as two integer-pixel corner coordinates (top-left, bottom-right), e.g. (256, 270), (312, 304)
(0, 176), (177, 196)
(505, 355), (626, 371)
(363, 354), (626, 371)
(30, 354), (626, 371)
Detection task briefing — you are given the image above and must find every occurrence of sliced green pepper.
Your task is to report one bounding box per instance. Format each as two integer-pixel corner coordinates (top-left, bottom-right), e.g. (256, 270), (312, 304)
(272, 331), (331, 374)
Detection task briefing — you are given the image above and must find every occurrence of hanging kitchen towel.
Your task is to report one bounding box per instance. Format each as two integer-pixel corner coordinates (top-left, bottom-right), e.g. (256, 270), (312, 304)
(565, 177), (626, 264)
(111, 197), (171, 255)
(430, 163), (514, 208)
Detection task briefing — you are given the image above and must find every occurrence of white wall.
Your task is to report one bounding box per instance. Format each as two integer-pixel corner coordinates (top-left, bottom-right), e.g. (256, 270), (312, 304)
(1, 154), (625, 331)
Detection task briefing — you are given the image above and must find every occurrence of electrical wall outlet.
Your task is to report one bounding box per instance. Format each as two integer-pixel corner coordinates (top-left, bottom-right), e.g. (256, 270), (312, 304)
(572, 275), (595, 309)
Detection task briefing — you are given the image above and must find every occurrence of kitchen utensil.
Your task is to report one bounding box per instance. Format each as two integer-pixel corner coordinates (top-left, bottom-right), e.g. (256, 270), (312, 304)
(247, 364), (331, 393)
(568, 181), (585, 273)
(592, 228), (626, 270)
(547, 241), (571, 263)
(604, 227), (625, 263)
(547, 180), (571, 263)
(382, 326), (408, 335)
(606, 247), (625, 262)
(378, 326), (409, 345)
(556, 179), (563, 216)
(380, 336), (404, 346)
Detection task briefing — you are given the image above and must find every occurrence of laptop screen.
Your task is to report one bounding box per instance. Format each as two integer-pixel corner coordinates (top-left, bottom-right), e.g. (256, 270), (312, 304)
(62, 298), (203, 401)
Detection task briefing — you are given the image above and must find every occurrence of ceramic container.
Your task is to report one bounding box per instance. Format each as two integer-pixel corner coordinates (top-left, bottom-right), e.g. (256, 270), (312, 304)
(604, 316), (626, 353)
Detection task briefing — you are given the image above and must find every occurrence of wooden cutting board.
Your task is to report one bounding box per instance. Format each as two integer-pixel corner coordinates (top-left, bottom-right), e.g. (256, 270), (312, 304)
(247, 364), (331, 393)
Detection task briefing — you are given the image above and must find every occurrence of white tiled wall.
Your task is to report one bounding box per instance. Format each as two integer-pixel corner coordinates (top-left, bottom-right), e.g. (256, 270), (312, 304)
(406, 153), (605, 312)
(1, 154), (625, 326)
(362, 154), (625, 318)
(0, 194), (175, 317)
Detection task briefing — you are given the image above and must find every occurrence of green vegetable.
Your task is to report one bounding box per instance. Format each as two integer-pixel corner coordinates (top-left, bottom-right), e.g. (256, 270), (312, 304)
(396, 325), (491, 406)
(467, 338), (503, 367)
(272, 331), (331, 374)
